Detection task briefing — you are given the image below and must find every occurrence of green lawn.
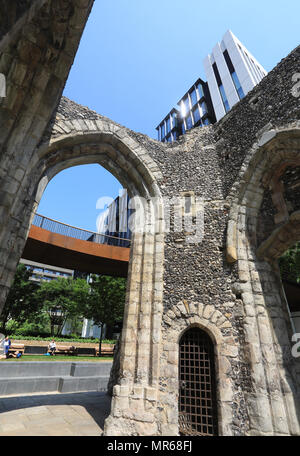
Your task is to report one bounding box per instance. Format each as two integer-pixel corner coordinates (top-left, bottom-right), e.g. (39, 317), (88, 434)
(0, 355), (113, 362)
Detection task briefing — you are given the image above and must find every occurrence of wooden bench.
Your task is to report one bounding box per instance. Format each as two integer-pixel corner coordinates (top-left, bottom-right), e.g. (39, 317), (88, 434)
(75, 347), (96, 356)
(8, 343), (25, 355)
(48, 345), (76, 355)
(95, 344), (115, 356)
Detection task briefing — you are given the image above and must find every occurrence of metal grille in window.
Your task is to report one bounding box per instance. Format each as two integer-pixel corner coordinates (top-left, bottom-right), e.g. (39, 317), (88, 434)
(179, 328), (218, 436)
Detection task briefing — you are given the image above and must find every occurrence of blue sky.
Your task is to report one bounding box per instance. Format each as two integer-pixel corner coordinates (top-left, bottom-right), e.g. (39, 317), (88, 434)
(38, 0), (300, 231)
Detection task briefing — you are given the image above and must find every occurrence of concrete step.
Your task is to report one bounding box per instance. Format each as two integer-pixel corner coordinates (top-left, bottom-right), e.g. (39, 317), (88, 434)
(0, 376), (60, 395)
(0, 361), (112, 378)
(70, 362), (112, 377)
(58, 376), (108, 393)
(0, 362), (71, 378)
(0, 375), (109, 396)
(0, 362), (112, 396)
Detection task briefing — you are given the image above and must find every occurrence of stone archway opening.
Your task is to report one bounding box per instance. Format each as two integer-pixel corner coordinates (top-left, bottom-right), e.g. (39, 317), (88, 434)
(178, 327), (218, 436)
(226, 127), (300, 435)
(278, 241), (300, 334)
(19, 162), (129, 340)
(0, 122), (165, 435)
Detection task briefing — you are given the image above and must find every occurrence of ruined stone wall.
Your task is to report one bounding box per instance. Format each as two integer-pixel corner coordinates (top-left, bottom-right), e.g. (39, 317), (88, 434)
(116, 45), (300, 436)
(0, 0), (94, 315)
(126, 128), (249, 434)
(45, 46), (300, 436)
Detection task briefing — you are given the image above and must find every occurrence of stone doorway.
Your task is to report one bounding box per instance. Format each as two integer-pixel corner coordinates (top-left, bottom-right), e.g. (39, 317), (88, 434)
(178, 327), (218, 436)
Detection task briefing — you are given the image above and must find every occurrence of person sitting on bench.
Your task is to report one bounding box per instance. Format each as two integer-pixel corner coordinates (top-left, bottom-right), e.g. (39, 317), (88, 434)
(48, 340), (56, 355)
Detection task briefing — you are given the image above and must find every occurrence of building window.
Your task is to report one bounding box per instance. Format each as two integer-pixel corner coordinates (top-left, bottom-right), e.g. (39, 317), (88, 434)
(213, 62), (230, 112)
(219, 84), (230, 112)
(203, 118), (211, 126)
(183, 96), (190, 116)
(231, 71), (245, 99)
(200, 101), (207, 116)
(186, 114), (193, 130)
(212, 63), (222, 87)
(161, 123), (165, 139)
(166, 117), (171, 134)
(193, 106), (201, 124)
(223, 49), (235, 74)
(197, 82), (205, 100)
(223, 49), (245, 100)
(190, 89), (197, 107)
(171, 112), (177, 129)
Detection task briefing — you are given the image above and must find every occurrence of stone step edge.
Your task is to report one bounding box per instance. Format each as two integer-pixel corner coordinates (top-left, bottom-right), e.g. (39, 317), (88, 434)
(0, 375), (109, 381)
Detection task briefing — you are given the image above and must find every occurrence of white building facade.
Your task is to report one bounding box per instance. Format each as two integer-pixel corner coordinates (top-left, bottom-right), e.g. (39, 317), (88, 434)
(203, 30), (268, 121)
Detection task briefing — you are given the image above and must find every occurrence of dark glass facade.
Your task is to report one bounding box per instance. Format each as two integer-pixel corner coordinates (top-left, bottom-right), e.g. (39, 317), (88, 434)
(156, 79), (216, 143)
(156, 109), (182, 143)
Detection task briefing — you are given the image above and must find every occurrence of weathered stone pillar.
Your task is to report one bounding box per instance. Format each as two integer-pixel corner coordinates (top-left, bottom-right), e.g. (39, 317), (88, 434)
(104, 199), (165, 436)
(226, 129), (300, 435)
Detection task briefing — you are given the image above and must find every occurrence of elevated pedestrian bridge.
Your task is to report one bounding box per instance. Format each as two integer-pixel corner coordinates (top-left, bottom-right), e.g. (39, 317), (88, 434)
(22, 215), (130, 278)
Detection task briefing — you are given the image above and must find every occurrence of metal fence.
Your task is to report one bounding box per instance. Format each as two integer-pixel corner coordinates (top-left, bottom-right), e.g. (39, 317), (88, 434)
(32, 214), (131, 248)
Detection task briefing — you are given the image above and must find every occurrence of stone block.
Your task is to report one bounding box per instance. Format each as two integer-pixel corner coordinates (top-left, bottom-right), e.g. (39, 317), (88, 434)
(203, 305), (215, 320)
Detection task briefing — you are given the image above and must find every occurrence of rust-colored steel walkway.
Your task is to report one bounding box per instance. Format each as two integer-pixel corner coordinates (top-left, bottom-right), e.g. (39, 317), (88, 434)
(22, 215), (130, 278)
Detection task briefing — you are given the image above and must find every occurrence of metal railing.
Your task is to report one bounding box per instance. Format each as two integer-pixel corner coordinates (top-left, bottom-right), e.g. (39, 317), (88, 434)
(32, 214), (131, 248)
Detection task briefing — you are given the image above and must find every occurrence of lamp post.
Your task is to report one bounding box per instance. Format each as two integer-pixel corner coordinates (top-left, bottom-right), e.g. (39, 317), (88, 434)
(49, 307), (64, 336)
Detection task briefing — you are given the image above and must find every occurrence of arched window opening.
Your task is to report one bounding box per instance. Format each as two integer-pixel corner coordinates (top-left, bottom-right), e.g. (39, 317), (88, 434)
(179, 327), (218, 436)
(279, 241), (300, 332)
(1, 163), (129, 348)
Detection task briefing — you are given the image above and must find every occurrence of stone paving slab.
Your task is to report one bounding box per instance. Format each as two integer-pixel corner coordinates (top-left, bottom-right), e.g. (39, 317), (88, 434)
(0, 391), (111, 436)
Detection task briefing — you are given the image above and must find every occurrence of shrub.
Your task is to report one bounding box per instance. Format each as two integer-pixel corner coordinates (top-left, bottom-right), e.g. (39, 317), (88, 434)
(8, 333), (116, 344)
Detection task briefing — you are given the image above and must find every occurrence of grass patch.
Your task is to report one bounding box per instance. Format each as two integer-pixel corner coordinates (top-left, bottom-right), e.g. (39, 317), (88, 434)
(0, 355), (113, 362)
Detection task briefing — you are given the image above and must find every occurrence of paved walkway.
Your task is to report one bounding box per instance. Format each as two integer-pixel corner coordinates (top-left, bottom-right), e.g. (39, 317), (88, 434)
(0, 391), (111, 436)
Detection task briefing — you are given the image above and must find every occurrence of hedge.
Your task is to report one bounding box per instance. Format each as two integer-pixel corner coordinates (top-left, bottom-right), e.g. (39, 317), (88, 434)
(8, 334), (116, 344)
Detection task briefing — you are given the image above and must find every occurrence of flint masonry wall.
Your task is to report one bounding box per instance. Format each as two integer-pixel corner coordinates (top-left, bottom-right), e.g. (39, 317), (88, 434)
(117, 46), (300, 435)
(126, 121), (249, 435)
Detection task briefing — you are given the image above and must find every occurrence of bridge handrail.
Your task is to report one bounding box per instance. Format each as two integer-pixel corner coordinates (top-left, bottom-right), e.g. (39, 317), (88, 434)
(32, 213), (131, 245)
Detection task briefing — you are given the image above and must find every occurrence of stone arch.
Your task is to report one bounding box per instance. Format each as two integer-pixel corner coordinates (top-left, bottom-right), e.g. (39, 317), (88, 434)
(161, 301), (236, 436)
(178, 326), (218, 435)
(0, 121), (165, 436)
(226, 126), (300, 435)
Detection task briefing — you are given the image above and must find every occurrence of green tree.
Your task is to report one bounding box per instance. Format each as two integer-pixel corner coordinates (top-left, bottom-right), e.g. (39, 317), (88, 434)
(279, 241), (300, 284)
(35, 277), (90, 336)
(0, 264), (40, 333)
(84, 275), (126, 356)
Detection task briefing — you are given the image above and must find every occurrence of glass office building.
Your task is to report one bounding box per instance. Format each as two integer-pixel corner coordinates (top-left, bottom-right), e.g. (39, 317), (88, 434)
(156, 30), (267, 141)
(203, 30), (267, 121)
(156, 79), (216, 143)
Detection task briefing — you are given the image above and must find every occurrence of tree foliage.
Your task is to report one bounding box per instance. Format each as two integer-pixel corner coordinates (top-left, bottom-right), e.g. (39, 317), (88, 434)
(84, 275), (126, 327)
(0, 264), (40, 333)
(0, 263), (126, 344)
(34, 277), (90, 336)
(83, 274), (126, 354)
(279, 241), (300, 284)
